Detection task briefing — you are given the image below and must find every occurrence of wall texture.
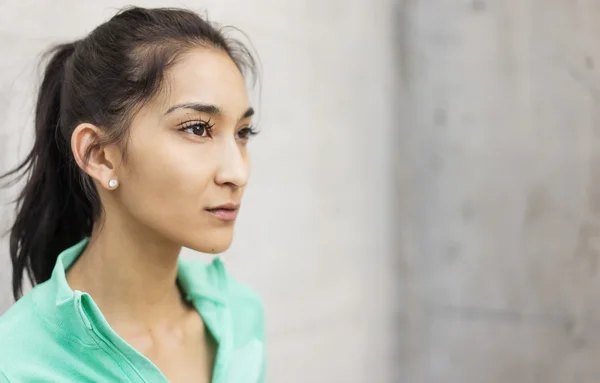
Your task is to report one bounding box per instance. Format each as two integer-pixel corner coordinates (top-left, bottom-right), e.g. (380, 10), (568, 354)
(0, 1), (397, 382)
(397, 0), (600, 382)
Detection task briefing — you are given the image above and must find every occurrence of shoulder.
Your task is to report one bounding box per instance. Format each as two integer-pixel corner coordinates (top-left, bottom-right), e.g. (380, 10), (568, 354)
(0, 293), (38, 343)
(0, 284), (93, 375)
(0, 292), (46, 375)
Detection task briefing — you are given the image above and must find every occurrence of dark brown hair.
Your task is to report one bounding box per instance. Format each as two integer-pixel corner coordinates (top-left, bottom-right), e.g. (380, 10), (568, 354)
(0, 7), (257, 299)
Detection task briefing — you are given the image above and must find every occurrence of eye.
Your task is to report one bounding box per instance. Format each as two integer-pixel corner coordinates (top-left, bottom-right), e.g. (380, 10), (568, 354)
(178, 119), (214, 138)
(237, 126), (259, 140)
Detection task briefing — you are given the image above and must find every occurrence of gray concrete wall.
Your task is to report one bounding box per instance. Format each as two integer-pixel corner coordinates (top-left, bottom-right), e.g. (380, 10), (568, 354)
(396, 1), (600, 382)
(0, 1), (397, 382)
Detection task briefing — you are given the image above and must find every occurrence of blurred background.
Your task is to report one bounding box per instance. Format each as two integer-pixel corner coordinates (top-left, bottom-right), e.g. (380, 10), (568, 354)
(5, 0), (600, 382)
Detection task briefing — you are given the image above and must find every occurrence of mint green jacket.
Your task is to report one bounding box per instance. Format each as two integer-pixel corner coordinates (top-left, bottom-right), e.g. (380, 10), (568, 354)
(0, 239), (266, 382)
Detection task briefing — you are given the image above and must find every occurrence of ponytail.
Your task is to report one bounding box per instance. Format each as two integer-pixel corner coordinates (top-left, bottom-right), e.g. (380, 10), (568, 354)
(1, 42), (93, 299)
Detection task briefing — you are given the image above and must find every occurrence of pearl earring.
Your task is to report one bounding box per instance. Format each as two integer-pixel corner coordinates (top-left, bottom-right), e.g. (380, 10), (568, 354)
(108, 179), (118, 189)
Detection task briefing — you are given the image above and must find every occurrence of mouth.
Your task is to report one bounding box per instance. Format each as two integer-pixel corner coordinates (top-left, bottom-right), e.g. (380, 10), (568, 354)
(205, 202), (240, 221)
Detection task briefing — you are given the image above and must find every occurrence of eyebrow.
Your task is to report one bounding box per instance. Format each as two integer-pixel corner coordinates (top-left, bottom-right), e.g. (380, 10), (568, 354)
(165, 102), (255, 121)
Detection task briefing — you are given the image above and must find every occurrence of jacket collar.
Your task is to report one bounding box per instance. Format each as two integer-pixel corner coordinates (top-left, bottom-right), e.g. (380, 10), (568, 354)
(32, 238), (228, 344)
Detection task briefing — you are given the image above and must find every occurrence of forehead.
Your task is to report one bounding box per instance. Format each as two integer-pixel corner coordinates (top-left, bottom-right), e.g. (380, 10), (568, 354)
(161, 48), (249, 113)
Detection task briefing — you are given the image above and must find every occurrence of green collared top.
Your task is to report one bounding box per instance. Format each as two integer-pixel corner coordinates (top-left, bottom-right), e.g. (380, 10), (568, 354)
(0, 239), (265, 383)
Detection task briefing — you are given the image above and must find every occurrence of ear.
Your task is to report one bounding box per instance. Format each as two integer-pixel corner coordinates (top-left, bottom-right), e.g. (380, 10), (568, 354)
(71, 123), (122, 190)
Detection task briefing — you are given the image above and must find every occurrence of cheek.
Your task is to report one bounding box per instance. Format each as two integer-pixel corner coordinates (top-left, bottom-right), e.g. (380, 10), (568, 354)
(119, 133), (215, 232)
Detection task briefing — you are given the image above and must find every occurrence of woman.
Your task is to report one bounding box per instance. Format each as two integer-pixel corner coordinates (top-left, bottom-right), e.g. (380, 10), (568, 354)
(0, 6), (264, 383)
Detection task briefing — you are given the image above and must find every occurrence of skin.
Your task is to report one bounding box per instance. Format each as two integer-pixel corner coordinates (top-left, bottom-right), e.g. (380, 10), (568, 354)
(66, 47), (254, 383)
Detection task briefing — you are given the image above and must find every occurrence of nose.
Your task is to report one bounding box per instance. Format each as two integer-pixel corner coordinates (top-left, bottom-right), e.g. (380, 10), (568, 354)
(214, 139), (249, 189)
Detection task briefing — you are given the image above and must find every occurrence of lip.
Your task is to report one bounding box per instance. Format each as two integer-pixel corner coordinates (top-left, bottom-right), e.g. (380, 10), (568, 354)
(205, 202), (240, 221)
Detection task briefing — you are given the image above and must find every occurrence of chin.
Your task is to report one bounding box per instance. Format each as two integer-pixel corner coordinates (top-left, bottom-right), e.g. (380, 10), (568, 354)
(185, 230), (234, 254)
(202, 243), (231, 254)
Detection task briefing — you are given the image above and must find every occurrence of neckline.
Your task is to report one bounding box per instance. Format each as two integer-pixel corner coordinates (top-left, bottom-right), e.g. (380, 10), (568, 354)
(31, 238), (231, 382)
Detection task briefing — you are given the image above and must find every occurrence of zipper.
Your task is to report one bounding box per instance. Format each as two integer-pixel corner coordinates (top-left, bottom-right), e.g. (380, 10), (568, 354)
(210, 307), (233, 383)
(212, 345), (225, 383)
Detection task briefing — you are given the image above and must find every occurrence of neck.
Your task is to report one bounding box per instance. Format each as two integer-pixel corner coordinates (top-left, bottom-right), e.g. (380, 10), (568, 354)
(66, 209), (187, 329)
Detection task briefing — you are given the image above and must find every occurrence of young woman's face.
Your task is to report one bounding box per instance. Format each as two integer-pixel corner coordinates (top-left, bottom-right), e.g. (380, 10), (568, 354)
(116, 48), (254, 253)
